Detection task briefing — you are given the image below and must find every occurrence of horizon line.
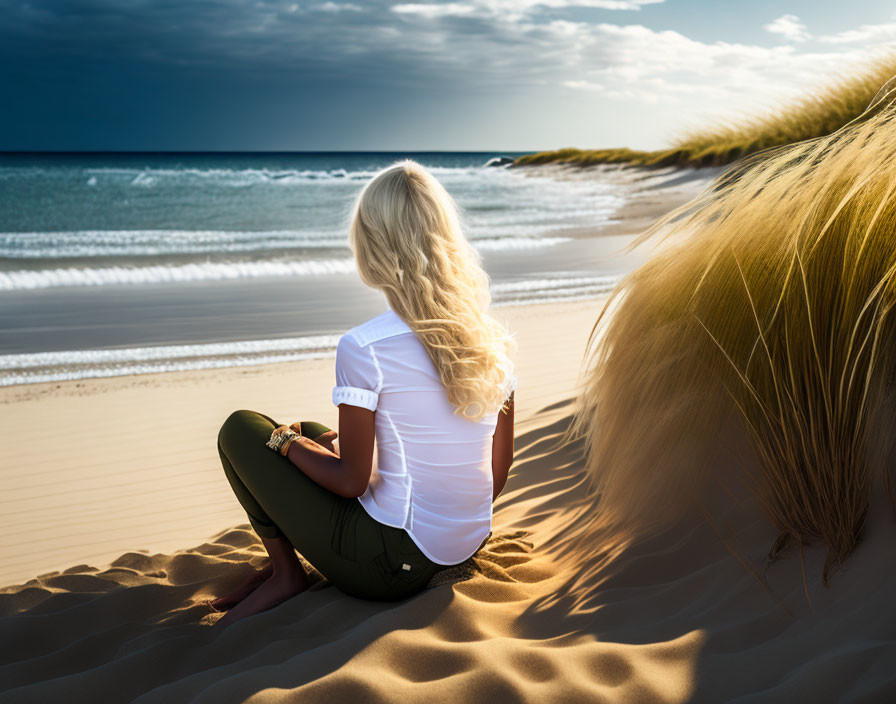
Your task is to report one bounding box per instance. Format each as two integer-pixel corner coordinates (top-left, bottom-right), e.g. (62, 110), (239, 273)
(0, 149), (541, 156)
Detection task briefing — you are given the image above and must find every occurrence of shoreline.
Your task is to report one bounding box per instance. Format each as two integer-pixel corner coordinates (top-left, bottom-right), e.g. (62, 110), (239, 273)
(0, 164), (716, 387)
(0, 297), (607, 588)
(513, 162), (724, 235)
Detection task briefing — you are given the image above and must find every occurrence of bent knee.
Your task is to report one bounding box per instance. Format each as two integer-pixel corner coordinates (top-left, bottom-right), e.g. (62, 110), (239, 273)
(218, 409), (268, 450)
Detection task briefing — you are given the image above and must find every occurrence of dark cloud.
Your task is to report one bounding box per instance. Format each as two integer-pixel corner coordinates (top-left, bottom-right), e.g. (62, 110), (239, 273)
(0, 1), (890, 150)
(0, 0), (572, 149)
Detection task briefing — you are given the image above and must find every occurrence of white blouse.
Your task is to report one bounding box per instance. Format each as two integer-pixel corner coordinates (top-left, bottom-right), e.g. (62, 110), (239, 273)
(331, 306), (516, 565)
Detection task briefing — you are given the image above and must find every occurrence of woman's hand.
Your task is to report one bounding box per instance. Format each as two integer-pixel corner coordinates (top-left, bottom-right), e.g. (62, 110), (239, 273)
(266, 426), (301, 454)
(266, 423), (340, 457)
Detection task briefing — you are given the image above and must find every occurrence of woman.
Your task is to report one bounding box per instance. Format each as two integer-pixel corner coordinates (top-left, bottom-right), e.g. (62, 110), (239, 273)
(209, 160), (517, 628)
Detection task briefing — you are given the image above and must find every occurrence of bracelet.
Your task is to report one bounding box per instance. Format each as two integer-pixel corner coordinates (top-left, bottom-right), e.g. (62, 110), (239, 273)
(265, 427), (302, 454)
(280, 434), (302, 456)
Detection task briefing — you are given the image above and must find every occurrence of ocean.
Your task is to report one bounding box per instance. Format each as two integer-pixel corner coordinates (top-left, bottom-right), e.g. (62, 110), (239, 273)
(0, 152), (638, 386)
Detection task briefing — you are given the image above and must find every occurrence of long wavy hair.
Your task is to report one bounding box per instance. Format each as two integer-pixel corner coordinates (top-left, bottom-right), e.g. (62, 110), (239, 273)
(349, 160), (516, 421)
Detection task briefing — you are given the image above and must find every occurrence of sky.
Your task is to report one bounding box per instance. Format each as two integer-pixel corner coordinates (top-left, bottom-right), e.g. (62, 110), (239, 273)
(2, 0), (895, 151)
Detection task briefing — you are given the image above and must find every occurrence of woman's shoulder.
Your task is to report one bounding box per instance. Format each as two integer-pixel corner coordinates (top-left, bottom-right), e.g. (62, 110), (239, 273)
(342, 308), (415, 349)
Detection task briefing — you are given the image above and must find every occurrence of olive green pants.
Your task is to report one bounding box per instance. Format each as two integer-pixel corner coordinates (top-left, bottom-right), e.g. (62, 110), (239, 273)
(217, 409), (445, 601)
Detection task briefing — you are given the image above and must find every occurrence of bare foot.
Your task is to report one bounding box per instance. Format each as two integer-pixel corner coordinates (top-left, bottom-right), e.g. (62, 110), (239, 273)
(213, 567), (309, 628)
(206, 563), (273, 612)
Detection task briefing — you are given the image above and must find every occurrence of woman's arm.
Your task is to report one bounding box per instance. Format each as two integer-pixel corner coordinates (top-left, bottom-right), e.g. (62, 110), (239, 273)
(491, 392), (515, 501)
(284, 404), (375, 499)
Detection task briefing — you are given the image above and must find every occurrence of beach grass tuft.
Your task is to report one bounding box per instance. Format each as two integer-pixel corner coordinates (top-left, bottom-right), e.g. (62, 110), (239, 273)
(516, 54), (896, 169)
(567, 70), (896, 584)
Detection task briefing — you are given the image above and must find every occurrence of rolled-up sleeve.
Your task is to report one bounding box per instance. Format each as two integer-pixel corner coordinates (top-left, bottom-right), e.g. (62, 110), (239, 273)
(332, 333), (381, 412)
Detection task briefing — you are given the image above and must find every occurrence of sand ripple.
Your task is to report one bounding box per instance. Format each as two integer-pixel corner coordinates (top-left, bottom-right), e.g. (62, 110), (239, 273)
(2, 408), (896, 703)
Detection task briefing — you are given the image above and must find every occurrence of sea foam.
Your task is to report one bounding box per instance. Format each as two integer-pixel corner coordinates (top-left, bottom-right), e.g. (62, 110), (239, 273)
(0, 258), (357, 290)
(0, 238), (577, 290)
(0, 230), (348, 258)
(0, 230), (570, 259)
(491, 274), (621, 303)
(0, 334), (341, 386)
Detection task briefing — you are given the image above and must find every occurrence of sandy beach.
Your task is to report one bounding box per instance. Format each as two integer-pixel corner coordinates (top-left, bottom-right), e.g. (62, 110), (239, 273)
(0, 163), (711, 589)
(3, 165), (895, 703)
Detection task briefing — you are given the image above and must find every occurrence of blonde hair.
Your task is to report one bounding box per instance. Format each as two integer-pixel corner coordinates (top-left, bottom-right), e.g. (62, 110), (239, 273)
(349, 160), (516, 421)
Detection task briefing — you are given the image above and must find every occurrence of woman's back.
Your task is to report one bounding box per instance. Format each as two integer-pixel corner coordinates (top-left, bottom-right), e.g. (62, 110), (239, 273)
(334, 307), (511, 565)
(212, 160), (515, 624)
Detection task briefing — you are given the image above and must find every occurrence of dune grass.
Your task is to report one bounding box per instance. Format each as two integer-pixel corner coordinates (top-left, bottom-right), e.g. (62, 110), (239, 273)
(567, 72), (896, 585)
(517, 54), (896, 170)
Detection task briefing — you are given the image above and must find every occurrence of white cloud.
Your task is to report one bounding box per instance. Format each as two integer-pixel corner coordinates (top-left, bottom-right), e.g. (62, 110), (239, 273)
(391, 0), (663, 18)
(818, 23), (896, 45)
(392, 3), (477, 17)
(315, 2), (363, 11)
(381, 14), (884, 128)
(563, 79), (604, 91)
(763, 14), (810, 42)
(513, 0), (664, 8)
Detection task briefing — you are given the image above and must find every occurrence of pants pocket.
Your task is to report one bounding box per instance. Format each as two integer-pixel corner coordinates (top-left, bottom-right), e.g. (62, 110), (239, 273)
(384, 529), (439, 588)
